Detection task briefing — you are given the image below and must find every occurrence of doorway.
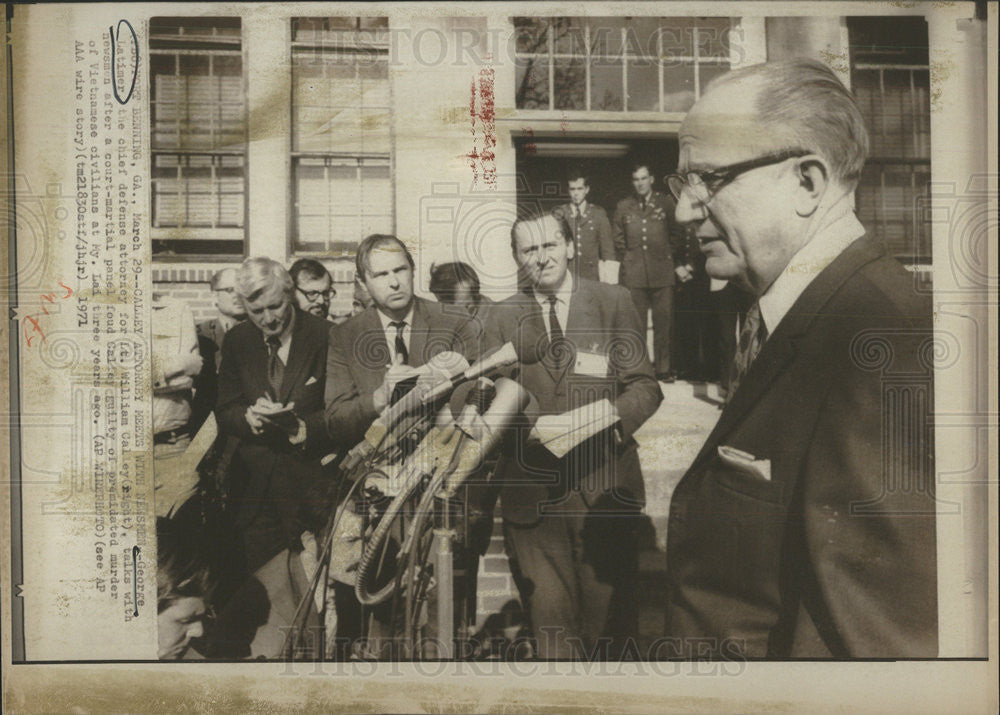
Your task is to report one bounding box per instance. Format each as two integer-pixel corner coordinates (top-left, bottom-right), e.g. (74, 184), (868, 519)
(514, 136), (680, 218)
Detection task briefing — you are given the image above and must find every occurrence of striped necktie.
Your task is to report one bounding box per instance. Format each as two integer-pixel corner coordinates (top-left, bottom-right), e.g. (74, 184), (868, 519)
(727, 302), (767, 402)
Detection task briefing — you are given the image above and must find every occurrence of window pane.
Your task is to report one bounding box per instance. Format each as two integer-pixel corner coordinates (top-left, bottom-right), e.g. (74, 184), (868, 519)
(659, 18), (696, 58)
(627, 60), (658, 111)
(590, 59), (623, 110)
(693, 17), (731, 58)
(152, 155), (245, 229)
(912, 70), (930, 158)
(554, 58), (586, 110)
(552, 17), (586, 55)
(292, 51), (390, 153)
(148, 18), (246, 252)
(516, 56), (549, 109)
(588, 18), (626, 57)
(662, 61), (695, 111)
(293, 159), (392, 252)
(626, 17), (662, 59)
(515, 17), (549, 54)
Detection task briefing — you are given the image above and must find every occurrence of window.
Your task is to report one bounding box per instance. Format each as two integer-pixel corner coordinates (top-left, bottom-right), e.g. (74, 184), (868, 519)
(514, 17), (732, 113)
(149, 17), (247, 258)
(290, 17), (392, 255)
(849, 17), (931, 263)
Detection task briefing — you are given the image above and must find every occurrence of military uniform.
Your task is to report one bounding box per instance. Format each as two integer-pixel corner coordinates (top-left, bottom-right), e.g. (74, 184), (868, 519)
(612, 190), (688, 376)
(552, 201), (614, 283)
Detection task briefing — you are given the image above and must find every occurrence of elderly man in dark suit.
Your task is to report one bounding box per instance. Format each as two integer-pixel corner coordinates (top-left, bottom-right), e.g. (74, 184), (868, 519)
(325, 234), (480, 449)
(613, 162), (693, 381)
(486, 214), (662, 659)
(216, 258), (333, 572)
(664, 59), (936, 658)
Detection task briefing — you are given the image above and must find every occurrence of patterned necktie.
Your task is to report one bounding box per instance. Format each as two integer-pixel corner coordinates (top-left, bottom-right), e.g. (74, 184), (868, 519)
(266, 336), (284, 398)
(727, 302), (767, 402)
(390, 320), (408, 364)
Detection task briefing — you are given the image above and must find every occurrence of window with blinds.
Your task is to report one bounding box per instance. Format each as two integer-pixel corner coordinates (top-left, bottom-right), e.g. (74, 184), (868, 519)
(290, 17), (393, 255)
(514, 17), (732, 113)
(849, 17), (931, 264)
(149, 17), (247, 258)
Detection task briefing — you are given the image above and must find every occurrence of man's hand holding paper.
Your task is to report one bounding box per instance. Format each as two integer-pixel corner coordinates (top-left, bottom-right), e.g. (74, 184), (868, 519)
(529, 398), (620, 459)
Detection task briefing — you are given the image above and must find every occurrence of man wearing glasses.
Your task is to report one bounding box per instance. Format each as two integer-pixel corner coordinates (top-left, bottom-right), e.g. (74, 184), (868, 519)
(664, 59), (936, 658)
(290, 258), (336, 321)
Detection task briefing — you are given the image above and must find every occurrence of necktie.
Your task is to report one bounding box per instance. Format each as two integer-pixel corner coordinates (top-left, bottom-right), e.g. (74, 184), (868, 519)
(547, 295), (563, 343)
(727, 302), (767, 402)
(266, 336), (284, 398)
(390, 321), (408, 364)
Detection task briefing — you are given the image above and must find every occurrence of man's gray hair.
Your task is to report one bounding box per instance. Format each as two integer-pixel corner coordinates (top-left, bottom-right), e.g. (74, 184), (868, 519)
(234, 257), (294, 302)
(707, 58), (870, 187)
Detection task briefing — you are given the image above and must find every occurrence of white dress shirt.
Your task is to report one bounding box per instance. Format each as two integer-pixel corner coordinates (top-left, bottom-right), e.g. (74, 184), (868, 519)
(758, 211), (866, 340)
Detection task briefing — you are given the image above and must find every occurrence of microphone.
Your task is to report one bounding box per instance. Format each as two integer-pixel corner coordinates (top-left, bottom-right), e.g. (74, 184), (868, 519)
(440, 377), (530, 497)
(419, 332), (543, 406)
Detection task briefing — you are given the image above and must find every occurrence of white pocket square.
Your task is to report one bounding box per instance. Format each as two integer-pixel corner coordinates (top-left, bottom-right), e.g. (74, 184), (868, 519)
(717, 445), (772, 482)
(305, 376), (318, 386)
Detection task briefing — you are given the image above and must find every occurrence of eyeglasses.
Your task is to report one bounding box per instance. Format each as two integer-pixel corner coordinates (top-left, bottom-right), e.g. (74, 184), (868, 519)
(296, 286), (334, 302)
(666, 150), (811, 205)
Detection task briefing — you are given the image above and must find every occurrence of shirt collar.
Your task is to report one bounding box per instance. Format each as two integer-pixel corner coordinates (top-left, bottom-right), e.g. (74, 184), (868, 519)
(758, 212), (866, 335)
(571, 200), (588, 216)
(266, 307), (296, 349)
(376, 303), (415, 332)
(533, 271), (574, 309)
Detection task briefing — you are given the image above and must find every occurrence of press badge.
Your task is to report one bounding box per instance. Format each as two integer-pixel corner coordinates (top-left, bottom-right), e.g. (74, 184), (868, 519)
(574, 346), (610, 377)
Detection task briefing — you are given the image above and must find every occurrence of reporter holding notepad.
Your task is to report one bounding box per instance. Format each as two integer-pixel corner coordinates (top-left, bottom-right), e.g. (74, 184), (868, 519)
(215, 257), (333, 573)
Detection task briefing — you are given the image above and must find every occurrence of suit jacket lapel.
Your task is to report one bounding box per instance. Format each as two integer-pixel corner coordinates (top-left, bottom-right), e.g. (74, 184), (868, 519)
(690, 236), (885, 471)
(353, 308), (388, 386)
(278, 312), (311, 403)
(243, 325), (272, 401)
(214, 319), (227, 349)
(560, 281), (600, 386)
(407, 298), (427, 367)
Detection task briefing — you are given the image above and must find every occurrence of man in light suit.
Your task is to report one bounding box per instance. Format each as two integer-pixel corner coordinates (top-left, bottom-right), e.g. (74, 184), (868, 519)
(324, 234), (480, 449)
(216, 258), (333, 573)
(664, 59), (936, 658)
(486, 214), (662, 659)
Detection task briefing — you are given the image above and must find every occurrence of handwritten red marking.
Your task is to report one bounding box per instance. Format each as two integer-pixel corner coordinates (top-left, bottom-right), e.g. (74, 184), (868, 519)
(463, 67), (497, 189)
(23, 280), (74, 347)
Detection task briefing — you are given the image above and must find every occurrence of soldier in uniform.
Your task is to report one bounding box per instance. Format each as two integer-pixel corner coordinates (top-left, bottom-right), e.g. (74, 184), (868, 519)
(613, 162), (692, 381)
(551, 170), (616, 283)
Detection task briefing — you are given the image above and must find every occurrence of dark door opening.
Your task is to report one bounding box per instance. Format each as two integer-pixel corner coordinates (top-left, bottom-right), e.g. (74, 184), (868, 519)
(514, 137), (680, 218)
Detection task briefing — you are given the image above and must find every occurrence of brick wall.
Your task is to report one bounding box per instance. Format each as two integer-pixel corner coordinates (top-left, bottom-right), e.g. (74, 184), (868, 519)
(474, 515), (520, 630)
(151, 264), (357, 323)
